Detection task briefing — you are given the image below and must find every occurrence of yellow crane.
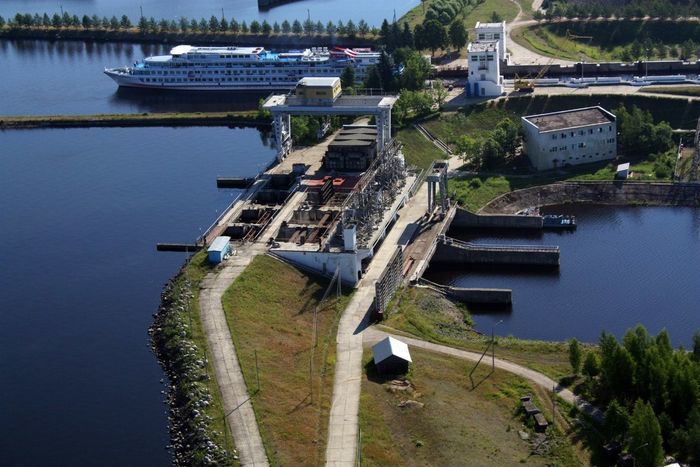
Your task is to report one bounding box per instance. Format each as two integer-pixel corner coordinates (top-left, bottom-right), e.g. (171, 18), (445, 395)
(514, 58), (554, 93)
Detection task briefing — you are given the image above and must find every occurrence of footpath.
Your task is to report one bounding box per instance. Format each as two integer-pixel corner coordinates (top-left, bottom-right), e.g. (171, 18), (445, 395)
(364, 327), (604, 423)
(325, 181), (430, 465)
(198, 190), (306, 466)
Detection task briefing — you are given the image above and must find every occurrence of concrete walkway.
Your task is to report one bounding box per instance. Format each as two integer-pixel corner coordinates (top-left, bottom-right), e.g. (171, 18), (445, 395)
(198, 190), (307, 466)
(364, 327), (603, 422)
(200, 247), (269, 466)
(325, 182), (430, 466)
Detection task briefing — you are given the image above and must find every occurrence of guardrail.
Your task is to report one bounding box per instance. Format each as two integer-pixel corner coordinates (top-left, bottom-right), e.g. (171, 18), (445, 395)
(441, 235), (559, 253)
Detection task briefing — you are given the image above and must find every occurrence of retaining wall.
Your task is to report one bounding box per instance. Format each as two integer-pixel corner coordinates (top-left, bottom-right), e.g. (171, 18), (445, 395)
(446, 286), (512, 304)
(481, 181), (700, 214)
(431, 241), (559, 266)
(450, 207), (542, 230)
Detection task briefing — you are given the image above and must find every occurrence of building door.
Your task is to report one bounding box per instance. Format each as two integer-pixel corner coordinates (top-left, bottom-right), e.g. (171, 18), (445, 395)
(474, 83), (479, 96)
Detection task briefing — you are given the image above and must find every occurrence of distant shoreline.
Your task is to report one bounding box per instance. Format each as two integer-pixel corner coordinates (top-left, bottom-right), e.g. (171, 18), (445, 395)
(0, 111), (269, 129)
(0, 26), (379, 48)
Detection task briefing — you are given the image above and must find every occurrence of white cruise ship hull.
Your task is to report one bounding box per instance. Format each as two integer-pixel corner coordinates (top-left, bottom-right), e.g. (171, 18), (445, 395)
(105, 69), (297, 91)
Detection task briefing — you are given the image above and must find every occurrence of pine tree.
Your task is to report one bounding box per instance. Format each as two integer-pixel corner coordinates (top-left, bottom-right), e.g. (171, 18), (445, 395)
(569, 338), (582, 374)
(628, 400), (664, 467)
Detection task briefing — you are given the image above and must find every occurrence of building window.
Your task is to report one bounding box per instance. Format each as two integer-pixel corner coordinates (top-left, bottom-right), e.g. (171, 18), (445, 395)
(571, 131), (574, 137)
(471, 56), (478, 61)
(494, 33), (500, 39)
(561, 133), (566, 139)
(552, 134), (557, 140)
(579, 142), (586, 148)
(478, 33), (485, 40)
(487, 55), (494, 61)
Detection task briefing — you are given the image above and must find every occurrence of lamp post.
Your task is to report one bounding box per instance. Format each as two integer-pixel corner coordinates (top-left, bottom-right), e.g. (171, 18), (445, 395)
(492, 319), (504, 370)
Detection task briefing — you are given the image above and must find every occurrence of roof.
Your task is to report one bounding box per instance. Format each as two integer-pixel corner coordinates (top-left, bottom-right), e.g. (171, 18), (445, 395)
(372, 336), (412, 364)
(522, 106), (615, 132)
(329, 139), (375, 147)
(617, 163), (630, 171)
(475, 22), (504, 29)
(207, 236), (231, 253)
(468, 41), (498, 53)
(298, 77), (340, 87)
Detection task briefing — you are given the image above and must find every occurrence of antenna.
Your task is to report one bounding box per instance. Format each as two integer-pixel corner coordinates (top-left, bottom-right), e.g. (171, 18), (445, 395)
(307, 9), (310, 21)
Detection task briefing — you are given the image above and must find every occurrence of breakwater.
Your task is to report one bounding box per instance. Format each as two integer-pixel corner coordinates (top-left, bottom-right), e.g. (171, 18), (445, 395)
(481, 181), (700, 214)
(0, 112), (266, 129)
(0, 26), (378, 47)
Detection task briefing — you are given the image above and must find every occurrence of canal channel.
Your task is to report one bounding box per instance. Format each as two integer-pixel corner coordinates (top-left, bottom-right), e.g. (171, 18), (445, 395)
(425, 203), (700, 346)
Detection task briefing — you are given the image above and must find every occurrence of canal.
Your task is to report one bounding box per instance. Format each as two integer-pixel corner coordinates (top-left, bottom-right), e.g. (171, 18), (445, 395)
(0, 0), (419, 26)
(425, 204), (700, 346)
(0, 127), (276, 465)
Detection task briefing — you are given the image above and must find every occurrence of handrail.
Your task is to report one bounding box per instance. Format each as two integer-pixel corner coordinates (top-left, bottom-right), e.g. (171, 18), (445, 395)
(442, 236), (559, 253)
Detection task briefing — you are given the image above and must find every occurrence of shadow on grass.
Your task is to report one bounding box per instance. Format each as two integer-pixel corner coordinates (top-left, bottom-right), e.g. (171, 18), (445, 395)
(364, 359), (409, 385)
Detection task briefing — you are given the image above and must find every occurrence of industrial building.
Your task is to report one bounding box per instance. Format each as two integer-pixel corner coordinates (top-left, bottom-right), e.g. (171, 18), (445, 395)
(323, 126), (378, 171)
(372, 336), (412, 374)
(475, 21), (508, 62)
(466, 41), (504, 97)
(521, 106), (617, 171)
(207, 236), (232, 264)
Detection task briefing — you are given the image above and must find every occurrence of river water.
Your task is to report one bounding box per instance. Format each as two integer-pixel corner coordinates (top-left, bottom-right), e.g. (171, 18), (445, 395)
(425, 204), (700, 346)
(0, 127), (276, 466)
(0, 0), (418, 26)
(0, 40), (270, 115)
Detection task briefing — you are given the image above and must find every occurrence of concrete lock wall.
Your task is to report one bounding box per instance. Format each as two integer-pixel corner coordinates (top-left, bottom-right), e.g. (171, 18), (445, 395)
(446, 287), (512, 304)
(481, 182), (700, 215)
(431, 241), (559, 266)
(450, 207), (543, 229)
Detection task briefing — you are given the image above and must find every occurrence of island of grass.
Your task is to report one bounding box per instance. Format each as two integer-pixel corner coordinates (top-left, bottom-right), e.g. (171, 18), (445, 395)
(220, 255), (352, 466)
(511, 20), (700, 62)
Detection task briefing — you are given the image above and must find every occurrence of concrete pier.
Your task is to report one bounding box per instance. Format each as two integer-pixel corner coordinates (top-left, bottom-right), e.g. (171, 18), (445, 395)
(450, 207), (543, 229)
(446, 286), (512, 305)
(431, 236), (560, 267)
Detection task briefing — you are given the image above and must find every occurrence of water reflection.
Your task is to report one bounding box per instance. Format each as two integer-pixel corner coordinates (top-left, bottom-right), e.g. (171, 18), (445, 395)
(110, 87), (267, 113)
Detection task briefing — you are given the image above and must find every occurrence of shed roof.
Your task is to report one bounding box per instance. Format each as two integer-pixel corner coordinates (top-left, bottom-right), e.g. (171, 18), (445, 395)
(617, 163), (630, 172)
(298, 77), (340, 87)
(523, 106), (615, 132)
(468, 41), (498, 53)
(372, 336), (412, 364)
(208, 236), (231, 253)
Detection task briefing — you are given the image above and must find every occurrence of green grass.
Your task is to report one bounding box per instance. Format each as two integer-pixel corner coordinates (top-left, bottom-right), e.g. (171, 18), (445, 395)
(397, 126), (447, 170)
(160, 251), (237, 464)
(511, 20), (700, 62)
(463, 0), (521, 27)
(383, 287), (574, 381)
(359, 347), (584, 466)
(221, 255), (352, 466)
(641, 85), (700, 97)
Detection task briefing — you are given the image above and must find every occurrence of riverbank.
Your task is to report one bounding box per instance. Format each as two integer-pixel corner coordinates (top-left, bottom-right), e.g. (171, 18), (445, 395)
(149, 252), (237, 466)
(0, 111), (266, 129)
(0, 25), (378, 47)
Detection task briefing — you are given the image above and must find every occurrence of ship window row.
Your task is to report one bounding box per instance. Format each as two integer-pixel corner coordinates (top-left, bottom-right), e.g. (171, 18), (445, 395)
(135, 68), (336, 76)
(140, 76), (299, 83)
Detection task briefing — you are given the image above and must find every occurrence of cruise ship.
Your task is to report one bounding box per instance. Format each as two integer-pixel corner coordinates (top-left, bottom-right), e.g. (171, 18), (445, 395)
(104, 45), (380, 91)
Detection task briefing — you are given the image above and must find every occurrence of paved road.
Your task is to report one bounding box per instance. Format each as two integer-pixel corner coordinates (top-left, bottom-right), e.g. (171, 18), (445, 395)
(364, 327), (603, 422)
(325, 180), (430, 466)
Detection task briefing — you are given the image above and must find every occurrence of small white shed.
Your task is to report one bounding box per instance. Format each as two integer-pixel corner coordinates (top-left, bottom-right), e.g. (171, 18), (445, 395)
(207, 236), (231, 264)
(616, 162), (630, 179)
(372, 336), (412, 374)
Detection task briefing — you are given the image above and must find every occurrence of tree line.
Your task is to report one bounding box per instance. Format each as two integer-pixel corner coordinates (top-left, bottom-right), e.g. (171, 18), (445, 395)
(568, 326), (700, 466)
(537, 0), (700, 20)
(0, 11), (378, 38)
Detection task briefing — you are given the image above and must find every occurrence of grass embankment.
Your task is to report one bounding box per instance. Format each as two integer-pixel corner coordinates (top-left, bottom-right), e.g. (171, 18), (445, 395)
(359, 347), (584, 465)
(221, 255), (352, 466)
(383, 287), (572, 381)
(642, 85), (700, 97)
(396, 126), (446, 170)
(400, 0), (523, 31)
(0, 111), (262, 129)
(511, 20), (700, 62)
(151, 251), (236, 465)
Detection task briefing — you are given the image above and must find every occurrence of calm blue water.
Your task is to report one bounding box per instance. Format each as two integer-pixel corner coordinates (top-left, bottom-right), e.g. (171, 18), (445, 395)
(0, 0), (418, 26)
(0, 127), (275, 466)
(0, 40), (268, 115)
(426, 204), (700, 346)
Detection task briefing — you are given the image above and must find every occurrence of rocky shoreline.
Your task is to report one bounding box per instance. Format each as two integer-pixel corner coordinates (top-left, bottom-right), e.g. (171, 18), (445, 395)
(149, 259), (237, 466)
